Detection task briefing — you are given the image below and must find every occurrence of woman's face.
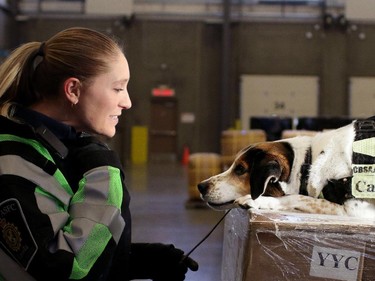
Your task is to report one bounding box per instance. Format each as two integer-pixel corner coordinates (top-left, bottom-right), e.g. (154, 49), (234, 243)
(76, 51), (131, 138)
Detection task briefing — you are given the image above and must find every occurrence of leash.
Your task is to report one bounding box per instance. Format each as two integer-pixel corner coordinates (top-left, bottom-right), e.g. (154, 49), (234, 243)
(180, 209), (232, 271)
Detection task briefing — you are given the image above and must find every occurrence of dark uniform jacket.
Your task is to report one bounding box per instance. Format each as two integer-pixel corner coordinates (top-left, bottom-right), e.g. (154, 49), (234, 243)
(0, 106), (131, 280)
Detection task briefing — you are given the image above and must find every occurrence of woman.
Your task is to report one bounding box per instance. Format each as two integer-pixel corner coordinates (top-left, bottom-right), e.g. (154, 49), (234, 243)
(0, 27), (197, 280)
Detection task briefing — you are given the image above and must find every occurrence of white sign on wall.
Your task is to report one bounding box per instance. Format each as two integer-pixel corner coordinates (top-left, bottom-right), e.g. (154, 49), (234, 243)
(85, 0), (134, 16)
(240, 75), (319, 130)
(346, 0), (375, 22)
(349, 77), (375, 118)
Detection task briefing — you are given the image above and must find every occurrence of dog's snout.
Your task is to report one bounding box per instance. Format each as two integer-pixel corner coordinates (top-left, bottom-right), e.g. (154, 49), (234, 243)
(197, 182), (209, 196)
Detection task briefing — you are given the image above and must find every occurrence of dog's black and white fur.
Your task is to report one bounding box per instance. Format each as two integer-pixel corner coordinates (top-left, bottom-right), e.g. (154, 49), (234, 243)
(198, 121), (375, 219)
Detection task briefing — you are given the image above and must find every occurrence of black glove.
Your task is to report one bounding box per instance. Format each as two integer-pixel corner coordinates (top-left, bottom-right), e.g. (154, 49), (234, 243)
(129, 243), (198, 281)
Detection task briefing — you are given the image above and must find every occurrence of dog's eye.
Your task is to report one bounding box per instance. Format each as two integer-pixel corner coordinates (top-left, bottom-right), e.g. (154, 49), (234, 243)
(234, 164), (247, 176)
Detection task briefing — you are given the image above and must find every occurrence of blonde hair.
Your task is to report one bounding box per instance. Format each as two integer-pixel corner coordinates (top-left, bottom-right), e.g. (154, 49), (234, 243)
(0, 27), (123, 117)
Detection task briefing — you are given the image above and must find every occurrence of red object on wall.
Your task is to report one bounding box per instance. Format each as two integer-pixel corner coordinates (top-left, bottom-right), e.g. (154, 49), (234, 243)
(181, 145), (190, 165)
(152, 87), (175, 97)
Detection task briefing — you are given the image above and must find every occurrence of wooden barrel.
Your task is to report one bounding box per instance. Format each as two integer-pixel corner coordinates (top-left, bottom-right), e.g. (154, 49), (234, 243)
(221, 130), (266, 168)
(187, 153), (221, 201)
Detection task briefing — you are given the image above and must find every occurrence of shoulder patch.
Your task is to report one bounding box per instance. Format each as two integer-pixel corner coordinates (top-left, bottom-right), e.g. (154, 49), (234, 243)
(0, 199), (38, 270)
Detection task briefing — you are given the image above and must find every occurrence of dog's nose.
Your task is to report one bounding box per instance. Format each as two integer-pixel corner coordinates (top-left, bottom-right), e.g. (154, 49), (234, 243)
(197, 182), (208, 196)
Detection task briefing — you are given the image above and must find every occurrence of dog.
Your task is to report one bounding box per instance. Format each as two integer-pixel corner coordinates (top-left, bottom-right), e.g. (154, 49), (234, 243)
(198, 119), (375, 219)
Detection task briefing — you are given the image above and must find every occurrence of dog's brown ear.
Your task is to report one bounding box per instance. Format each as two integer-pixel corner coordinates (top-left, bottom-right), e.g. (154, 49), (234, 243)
(250, 158), (282, 200)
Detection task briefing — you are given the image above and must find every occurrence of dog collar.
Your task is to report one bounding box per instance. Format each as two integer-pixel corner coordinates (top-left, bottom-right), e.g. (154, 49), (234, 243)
(299, 146), (312, 196)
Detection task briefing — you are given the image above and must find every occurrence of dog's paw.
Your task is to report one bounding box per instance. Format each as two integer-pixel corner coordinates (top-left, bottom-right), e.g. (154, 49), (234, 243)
(234, 195), (260, 210)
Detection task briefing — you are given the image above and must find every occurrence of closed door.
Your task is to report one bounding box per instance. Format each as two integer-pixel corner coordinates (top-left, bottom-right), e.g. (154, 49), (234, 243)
(149, 97), (178, 159)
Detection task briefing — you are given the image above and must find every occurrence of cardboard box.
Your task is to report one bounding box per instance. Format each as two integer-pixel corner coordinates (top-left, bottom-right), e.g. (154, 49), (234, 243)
(222, 209), (375, 281)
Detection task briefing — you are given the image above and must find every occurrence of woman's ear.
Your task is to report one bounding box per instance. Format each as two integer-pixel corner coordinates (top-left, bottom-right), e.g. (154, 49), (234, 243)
(63, 77), (81, 105)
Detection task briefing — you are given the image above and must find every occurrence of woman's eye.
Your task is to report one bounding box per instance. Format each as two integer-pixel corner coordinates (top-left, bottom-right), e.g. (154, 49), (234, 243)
(234, 164), (247, 176)
(115, 88), (124, 93)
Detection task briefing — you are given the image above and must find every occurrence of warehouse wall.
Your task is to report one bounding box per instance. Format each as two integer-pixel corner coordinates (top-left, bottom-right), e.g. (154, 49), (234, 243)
(5, 17), (375, 162)
(0, 9), (16, 61)
(233, 21), (348, 119)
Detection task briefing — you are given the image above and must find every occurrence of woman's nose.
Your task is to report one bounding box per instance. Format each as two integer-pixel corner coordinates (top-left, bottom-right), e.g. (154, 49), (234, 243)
(120, 91), (132, 110)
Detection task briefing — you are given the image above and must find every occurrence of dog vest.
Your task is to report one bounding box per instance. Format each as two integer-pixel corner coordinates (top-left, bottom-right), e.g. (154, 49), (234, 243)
(351, 118), (375, 199)
(299, 117), (375, 204)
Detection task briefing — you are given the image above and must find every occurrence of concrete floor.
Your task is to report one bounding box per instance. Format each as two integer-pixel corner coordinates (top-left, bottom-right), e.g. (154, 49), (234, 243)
(126, 161), (225, 281)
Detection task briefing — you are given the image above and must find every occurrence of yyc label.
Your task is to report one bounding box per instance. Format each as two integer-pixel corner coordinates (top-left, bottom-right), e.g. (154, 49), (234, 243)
(310, 245), (362, 281)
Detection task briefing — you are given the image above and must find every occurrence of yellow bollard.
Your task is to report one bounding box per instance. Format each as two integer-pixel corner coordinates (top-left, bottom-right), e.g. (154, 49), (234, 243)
(131, 126), (148, 164)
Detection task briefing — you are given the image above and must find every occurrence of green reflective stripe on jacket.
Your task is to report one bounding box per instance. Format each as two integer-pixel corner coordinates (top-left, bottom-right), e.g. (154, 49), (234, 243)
(72, 166), (123, 208)
(107, 166), (123, 208)
(69, 203), (124, 244)
(69, 225), (111, 280)
(77, 166), (123, 232)
(0, 155), (72, 206)
(34, 187), (67, 212)
(66, 166), (125, 278)
(0, 134), (55, 162)
(0, 134), (73, 197)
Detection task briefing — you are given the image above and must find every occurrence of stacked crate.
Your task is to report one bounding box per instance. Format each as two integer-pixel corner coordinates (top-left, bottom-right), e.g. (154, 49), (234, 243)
(186, 153), (221, 208)
(221, 129), (266, 169)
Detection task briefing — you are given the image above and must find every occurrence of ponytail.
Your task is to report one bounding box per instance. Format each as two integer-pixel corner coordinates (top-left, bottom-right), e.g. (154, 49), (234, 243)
(0, 42), (40, 117)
